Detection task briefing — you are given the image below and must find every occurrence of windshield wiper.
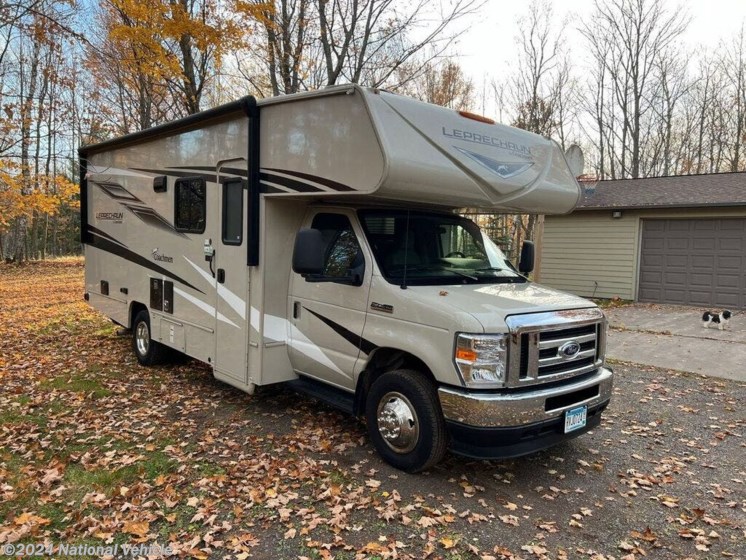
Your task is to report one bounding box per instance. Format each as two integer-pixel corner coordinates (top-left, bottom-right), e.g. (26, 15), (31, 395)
(388, 264), (480, 283)
(473, 266), (507, 273)
(388, 264), (441, 273)
(445, 268), (478, 281)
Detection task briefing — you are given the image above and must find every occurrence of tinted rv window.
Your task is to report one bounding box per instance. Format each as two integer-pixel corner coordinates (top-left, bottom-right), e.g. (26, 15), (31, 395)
(175, 177), (206, 233)
(222, 178), (244, 245)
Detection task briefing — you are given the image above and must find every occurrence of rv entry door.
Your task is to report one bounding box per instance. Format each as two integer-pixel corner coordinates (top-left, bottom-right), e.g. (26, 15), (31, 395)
(213, 167), (249, 384)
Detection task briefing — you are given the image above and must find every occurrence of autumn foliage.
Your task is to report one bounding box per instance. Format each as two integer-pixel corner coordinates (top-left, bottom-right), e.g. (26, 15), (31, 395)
(0, 165), (78, 236)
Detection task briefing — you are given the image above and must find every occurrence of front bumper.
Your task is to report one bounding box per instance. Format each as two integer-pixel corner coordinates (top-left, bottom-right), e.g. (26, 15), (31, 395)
(437, 366), (613, 459)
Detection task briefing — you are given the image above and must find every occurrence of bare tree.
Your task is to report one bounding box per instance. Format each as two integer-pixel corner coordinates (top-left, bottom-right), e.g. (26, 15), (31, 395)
(581, 32), (611, 178)
(508, 0), (577, 257)
(246, 0), (482, 96)
(581, 0), (688, 178)
(490, 79), (509, 123)
(510, 0), (564, 137)
(647, 49), (689, 176)
(721, 26), (746, 172)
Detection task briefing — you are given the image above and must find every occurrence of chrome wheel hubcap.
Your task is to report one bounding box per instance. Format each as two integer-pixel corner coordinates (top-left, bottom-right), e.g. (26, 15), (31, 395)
(135, 321), (150, 356)
(377, 392), (419, 453)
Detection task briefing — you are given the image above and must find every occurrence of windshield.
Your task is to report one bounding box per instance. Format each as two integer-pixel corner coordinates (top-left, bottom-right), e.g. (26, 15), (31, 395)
(359, 210), (525, 286)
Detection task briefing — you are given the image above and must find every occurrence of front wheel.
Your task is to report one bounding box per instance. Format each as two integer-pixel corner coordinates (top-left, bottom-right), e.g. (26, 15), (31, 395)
(132, 310), (169, 366)
(365, 370), (448, 473)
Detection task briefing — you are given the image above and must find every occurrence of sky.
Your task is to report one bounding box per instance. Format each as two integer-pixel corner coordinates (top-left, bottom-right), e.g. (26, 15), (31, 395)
(451, 0), (746, 116)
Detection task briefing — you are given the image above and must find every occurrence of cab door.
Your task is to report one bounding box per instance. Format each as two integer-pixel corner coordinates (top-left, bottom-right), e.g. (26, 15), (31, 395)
(213, 168), (249, 385)
(288, 211), (370, 391)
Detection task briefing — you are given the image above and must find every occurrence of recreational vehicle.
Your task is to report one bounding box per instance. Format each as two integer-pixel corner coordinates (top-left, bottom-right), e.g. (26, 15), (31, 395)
(80, 85), (613, 472)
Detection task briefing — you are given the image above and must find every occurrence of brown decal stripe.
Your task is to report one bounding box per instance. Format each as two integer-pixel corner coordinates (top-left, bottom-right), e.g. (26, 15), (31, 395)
(263, 168), (354, 191)
(127, 206), (188, 237)
(260, 172), (323, 193)
(88, 225), (124, 246)
(171, 165), (249, 177)
(133, 168), (247, 184)
(132, 168), (218, 184)
(94, 181), (186, 237)
(260, 184), (286, 194)
(92, 181), (142, 202)
(304, 307), (377, 355)
(87, 227), (205, 294)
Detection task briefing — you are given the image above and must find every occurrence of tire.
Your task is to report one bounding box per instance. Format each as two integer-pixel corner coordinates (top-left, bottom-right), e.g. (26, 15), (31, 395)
(365, 369), (448, 473)
(132, 310), (169, 366)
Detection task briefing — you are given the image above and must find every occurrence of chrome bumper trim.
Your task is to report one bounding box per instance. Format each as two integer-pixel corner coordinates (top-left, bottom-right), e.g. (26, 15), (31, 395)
(438, 366), (613, 428)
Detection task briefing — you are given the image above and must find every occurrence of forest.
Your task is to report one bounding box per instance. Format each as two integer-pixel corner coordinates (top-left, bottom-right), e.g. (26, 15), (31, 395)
(2, 0), (746, 260)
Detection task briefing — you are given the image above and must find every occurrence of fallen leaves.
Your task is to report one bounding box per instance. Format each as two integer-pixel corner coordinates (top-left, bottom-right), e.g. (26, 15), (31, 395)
(1, 261), (745, 559)
(498, 514), (520, 526)
(12, 513), (50, 527)
(122, 520), (149, 537)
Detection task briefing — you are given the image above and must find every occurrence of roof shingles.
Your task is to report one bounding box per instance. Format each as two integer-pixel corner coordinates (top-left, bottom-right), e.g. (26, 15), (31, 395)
(578, 172), (746, 210)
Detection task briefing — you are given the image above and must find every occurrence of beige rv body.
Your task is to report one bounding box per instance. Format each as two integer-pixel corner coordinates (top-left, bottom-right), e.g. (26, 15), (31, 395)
(81, 86), (612, 471)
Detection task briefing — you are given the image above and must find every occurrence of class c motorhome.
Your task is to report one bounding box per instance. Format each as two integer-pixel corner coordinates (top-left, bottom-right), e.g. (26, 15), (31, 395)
(80, 85), (613, 472)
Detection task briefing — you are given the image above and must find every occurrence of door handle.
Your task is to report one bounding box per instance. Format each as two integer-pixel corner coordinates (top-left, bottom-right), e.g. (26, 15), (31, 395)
(293, 301), (301, 319)
(217, 269), (226, 284)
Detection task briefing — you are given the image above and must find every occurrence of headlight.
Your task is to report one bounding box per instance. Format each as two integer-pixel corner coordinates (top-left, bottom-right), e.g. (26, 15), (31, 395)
(454, 333), (508, 388)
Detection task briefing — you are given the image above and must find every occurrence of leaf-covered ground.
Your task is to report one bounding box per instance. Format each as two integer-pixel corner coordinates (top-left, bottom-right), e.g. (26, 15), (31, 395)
(0, 259), (744, 559)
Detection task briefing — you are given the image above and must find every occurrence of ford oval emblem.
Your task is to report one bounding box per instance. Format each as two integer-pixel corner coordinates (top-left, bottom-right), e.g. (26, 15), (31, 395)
(559, 341), (581, 360)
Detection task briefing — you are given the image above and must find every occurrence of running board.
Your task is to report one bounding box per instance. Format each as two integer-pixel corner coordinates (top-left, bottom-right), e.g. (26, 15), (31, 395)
(286, 376), (355, 415)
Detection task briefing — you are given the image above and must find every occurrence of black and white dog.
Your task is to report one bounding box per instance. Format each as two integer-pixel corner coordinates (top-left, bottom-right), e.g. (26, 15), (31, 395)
(702, 310), (732, 330)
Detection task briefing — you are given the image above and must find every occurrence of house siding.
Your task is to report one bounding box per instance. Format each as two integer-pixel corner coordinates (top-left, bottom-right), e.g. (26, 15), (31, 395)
(539, 207), (746, 301)
(539, 212), (638, 300)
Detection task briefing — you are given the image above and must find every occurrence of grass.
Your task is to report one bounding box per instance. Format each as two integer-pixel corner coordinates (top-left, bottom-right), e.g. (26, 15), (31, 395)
(326, 468), (351, 487)
(155, 503), (200, 539)
(139, 451), (176, 480)
(0, 407), (48, 427)
(194, 461), (227, 477)
(61, 450), (177, 503)
(40, 373), (112, 398)
(64, 463), (140, 496)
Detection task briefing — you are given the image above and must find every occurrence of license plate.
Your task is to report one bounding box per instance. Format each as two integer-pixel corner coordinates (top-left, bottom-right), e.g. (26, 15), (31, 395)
(564, 405), (587, 433)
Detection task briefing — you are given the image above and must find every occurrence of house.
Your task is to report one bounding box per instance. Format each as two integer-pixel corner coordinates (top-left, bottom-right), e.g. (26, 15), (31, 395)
(537, 172), (746, 309)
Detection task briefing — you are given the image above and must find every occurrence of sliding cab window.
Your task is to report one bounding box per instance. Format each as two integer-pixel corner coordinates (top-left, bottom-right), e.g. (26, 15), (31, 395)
(175, 177), (206, 233)
(222, 178), (244, 245)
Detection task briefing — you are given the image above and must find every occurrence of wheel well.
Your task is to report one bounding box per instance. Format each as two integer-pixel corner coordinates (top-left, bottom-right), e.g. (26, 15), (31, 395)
(354, 348), (437, 416)
(129, 301), (147, 329)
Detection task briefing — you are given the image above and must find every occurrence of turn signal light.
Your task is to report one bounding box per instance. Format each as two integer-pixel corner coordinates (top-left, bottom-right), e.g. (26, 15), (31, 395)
(455, 348), (478, 361)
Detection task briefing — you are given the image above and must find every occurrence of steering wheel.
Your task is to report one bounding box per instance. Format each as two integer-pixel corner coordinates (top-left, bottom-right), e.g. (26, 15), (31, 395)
(445, 251), (465, 258)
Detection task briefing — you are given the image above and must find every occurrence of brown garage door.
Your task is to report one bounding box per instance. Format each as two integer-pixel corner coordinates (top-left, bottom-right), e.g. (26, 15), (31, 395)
(639, 218), (745, 309)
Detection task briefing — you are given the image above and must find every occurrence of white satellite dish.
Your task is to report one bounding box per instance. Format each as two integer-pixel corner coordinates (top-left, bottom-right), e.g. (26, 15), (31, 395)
(565, 144), (585, 177)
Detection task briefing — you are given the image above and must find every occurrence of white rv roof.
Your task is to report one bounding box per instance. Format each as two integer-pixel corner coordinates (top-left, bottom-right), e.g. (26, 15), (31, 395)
(257, 85), (581, 214)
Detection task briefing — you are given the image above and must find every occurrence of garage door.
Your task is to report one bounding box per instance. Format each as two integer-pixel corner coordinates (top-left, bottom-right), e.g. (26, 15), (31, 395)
(639, 218), (745, 309)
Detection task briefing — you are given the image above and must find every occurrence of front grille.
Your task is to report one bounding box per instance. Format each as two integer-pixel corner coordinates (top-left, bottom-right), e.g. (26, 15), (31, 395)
(537, 324), (598, 378)
(506, 309), (606, 387)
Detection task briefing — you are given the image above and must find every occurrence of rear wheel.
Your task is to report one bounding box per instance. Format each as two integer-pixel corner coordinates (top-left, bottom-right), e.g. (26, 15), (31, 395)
(365, 369), (448, 473)
(132, 310), (169, 366)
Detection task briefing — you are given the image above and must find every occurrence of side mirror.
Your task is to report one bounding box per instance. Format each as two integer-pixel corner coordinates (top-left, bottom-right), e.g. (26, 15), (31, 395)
(292, 228), (325, 275)
(519, 241), (535, 274)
